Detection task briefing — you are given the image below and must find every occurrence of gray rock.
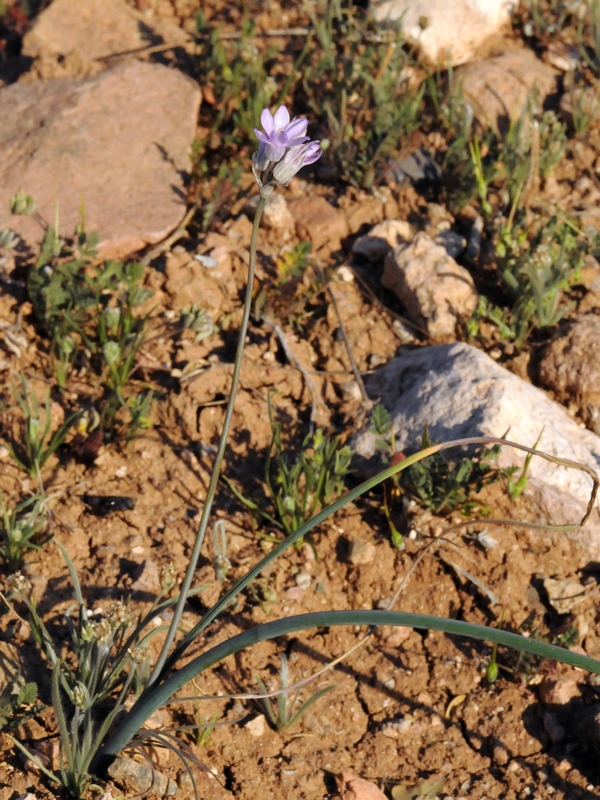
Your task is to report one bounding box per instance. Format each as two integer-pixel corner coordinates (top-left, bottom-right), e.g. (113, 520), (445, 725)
(354, 343), (600, 552)
(382, 233), (478, 340)
(370, 0), (513, 67)
(108, 755), (177, 796)
(0, 60), (201, 260)
(382, 148), (441, 190)
(460, 49), (558, 132)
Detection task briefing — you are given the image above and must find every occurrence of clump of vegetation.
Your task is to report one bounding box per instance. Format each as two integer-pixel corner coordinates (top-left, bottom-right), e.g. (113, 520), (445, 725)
(27, 225), (154, 437)
(226, 398), (352, 545)
(402, 429), (513, 517)
(0, 492), (48, 569)
(255, 653), (335, 732)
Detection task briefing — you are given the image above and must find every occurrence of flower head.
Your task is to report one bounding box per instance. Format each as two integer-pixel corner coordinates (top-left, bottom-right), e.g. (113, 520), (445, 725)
(252, 105), (321, 196)
(254, 106), (309, 165)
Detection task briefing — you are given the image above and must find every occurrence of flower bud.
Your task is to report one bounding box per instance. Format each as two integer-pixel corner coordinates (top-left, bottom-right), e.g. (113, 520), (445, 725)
(272, 141), (322, 185)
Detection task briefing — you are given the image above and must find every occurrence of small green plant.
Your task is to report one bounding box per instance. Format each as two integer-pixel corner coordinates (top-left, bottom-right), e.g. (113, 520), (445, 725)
(0, 190), (35, 252)
(255, 653), (335, 732)
(495, 215), (589, 345)
(4, 554), (181, 797)
(578, 0), (600, 76)
(0, 493), (49, 569)
(213, 520), (231, 582)
(402, 428), (512, 516)
(370, 403), (405, 550)
(225, 399), (352, 544)
(0, 676), (41, 733)
(28, 227), (154, 436)
(486, 611), (505, 683)
(179, 304), (216, 341)
(5, 378), (81, 482)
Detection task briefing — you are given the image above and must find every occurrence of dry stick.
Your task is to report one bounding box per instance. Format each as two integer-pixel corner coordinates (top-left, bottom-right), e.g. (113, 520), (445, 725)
(327, 284), (372, 410)
(262, 319), (328, 426)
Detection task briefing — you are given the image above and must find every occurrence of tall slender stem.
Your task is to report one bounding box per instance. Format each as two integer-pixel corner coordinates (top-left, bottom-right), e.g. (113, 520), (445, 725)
(147, 196), (266, 686)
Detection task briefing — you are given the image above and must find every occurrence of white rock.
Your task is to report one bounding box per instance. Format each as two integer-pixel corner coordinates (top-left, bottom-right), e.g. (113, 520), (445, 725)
(246, 192), (295, 231)
(370, 0), (514, 67)
(354, 343), (600, 554)
(245, 714), (266, 737)
(382, 232), (478, 340)
(352, 219), (413, 263)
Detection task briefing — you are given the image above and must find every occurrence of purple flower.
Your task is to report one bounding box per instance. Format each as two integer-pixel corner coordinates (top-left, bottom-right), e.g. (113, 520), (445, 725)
(254, 105), (309, 164)
(272, 140), (322, 184)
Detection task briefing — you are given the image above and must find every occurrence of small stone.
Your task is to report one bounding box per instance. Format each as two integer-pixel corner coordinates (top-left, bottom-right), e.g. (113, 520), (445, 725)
(246, 192), (295, 231)
(352, 219), (413, 263)
(539, 676), (580, 706)
(288, 196), (349, 251)
(460, 49), (558, 132)
(336, 771), (388, 800)
(131, 560), (161, 593)
(434, 230), (467, 258)
(337, 265), (355, 282)
(295, 571), (311, 589)
(382, 232), (478, 340)
(491, 739), (510, 765)
(543, 577), (587, 615)
(383, 148), (441, 190)
(108, 756), (177, 796)
(245, 714), (266, 737)
(348, 537), (376, 566)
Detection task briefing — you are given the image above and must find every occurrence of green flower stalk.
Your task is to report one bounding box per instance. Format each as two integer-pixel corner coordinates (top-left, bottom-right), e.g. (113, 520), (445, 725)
(147, 105), (322, 686)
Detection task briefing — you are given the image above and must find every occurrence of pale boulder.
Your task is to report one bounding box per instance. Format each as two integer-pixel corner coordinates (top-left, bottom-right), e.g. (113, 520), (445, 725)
(0, 61), (201, 260)
(370, 0), (514, 67)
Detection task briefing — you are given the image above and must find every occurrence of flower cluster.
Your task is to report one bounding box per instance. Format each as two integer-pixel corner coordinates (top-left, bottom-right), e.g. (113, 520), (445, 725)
(252, 105), (321, 197)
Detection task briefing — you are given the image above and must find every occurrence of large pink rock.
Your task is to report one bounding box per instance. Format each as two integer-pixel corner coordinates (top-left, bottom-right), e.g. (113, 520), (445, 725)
(0, 60), (201, 259)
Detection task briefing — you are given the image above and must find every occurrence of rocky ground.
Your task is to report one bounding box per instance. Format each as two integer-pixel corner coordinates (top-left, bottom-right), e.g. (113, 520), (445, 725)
(0, 0), (600, 799)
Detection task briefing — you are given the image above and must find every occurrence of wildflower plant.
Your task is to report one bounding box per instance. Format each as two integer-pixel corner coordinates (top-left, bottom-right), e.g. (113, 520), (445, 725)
(8, 104), (600, 798)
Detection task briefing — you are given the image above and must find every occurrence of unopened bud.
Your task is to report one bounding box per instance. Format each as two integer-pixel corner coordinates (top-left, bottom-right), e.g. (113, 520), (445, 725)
(7, 572), (32, 597)
(272, 141), (322, 185)
(160, 563), (176, 592)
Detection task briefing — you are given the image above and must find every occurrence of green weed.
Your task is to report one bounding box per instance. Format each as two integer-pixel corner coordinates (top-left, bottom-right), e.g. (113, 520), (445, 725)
(402, 428), (513, 517)
(302, 0), (423, 188)
(0, 677), (41, 733)
(28, 227), (154, 437)
(0, 492), (48, 569)
(255, 653), (335, 732)
(5, 378), (81, 482)
(225, 398), (352, 545)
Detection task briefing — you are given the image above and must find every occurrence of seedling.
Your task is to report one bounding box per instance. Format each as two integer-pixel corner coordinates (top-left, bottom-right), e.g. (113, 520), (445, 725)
(370, 403), (405, 550)
(0, 677), (41, 733)
(508, 428), (543, 499)
(255, 653), (335, 732)
(402, 428), (512, 517)
(5, 378), (82, 483)
(213, 519), (231, 582)
(0, 493), (49, 569)
(486, 611), (505, 683)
